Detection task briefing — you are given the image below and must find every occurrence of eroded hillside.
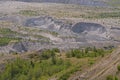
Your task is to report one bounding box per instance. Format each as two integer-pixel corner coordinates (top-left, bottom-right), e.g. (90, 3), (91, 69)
(0, 1), (120, 80)
(0, 1), (120, 54)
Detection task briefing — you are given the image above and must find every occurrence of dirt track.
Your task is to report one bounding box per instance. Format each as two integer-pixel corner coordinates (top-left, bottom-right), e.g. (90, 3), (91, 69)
(70, 47), (120, 80)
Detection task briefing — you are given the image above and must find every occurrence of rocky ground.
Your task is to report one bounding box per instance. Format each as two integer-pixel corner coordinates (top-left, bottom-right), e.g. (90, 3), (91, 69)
(0, 1), (120, 54)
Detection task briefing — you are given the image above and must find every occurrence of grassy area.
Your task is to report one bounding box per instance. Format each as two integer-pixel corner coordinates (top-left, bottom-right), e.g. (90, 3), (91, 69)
(50, 11), (120, 19)
(107, 0), (120, 7)
(97, 12), (120, 18)
(106, 64), (120, 80)
(98, 12), (120, 18)
(83, 11), (120, 19)
(19, 10), (39, 16)
(66, 47), (112, 58)
(106, 75), (118, 80)
(0, 37), (21, 46)
(0, 28), (22, 46)
(0, 58), (71, 80)
(0, 28), (18, 35)
(0, 47), (113, 80)
(18, 4), (120, 18)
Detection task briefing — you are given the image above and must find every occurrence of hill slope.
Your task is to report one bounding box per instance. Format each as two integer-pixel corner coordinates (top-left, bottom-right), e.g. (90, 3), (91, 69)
(1, 0), (120, 7)
(0, 0), (110, 6)
(70, 47), (120, 80)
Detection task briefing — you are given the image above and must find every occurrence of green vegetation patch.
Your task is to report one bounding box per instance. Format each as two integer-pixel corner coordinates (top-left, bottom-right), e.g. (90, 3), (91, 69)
(98, 12), (120, 18)
(0, 28), (22, 46)
(0, 37), (21, 46)
(0, 58), (71, 80)
(84, 12), (120, 19)
(19, 10), (39, 16)
(106, 75), (118, 80)
(117, 65), (120, 71)
(0, 28), (17, 35)
(0, 47), (113, 80)
(107, 0), (120, 7)
(106, 64), (120, 80)
(66, 47), (112, 58)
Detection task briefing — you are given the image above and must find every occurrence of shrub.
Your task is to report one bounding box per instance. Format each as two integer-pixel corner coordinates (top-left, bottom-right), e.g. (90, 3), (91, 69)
(52, 48), (60, 53)
(106, 75), (118, 80)
(0, 57), (71, 80)
(117, 65), (120, 71)
(65, 47), (109, 58)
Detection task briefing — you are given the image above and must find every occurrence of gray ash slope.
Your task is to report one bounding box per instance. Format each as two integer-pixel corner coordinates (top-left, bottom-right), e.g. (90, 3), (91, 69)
(72, 22), (106, 34)
(0, 16), (120, 53)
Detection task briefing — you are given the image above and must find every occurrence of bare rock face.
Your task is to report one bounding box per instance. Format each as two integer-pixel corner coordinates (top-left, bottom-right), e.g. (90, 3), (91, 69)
(72, 22), (106, 34)
(71, 22), (109, 42)
(0, 15), (119, 53)
(25, 16), (71, 31)
(25, 16), (54, 27)
(12, 42), (28, 53)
